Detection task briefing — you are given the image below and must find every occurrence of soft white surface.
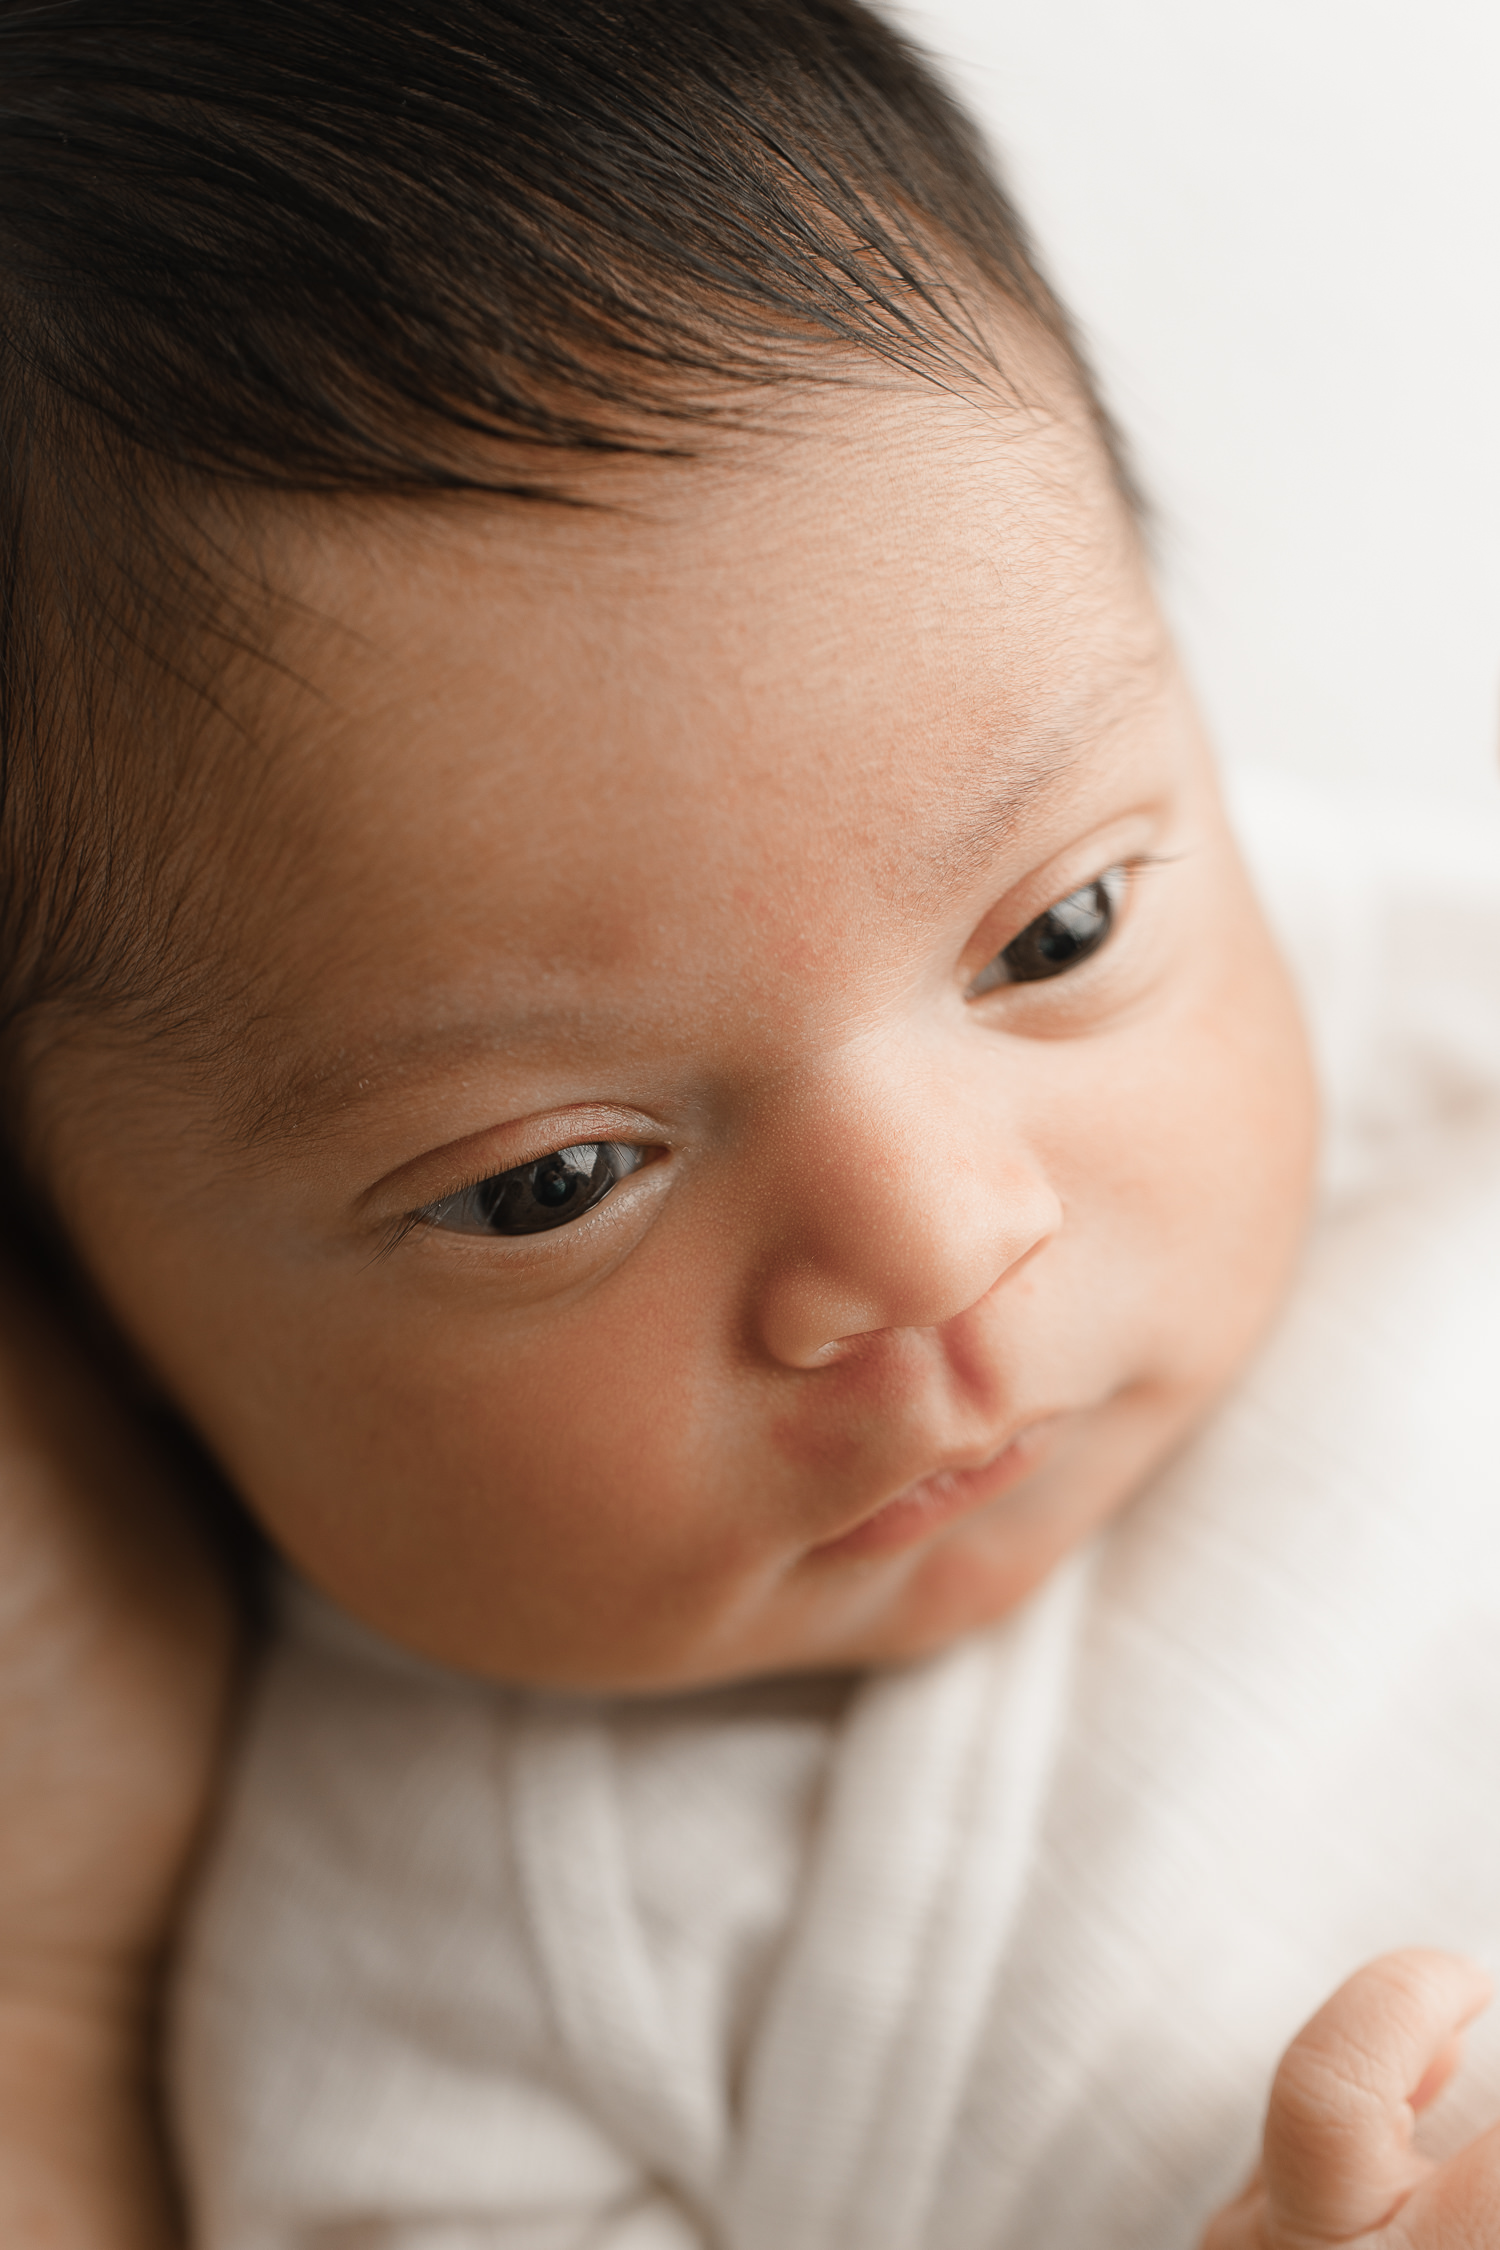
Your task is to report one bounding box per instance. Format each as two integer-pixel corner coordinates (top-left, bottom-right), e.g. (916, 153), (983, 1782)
(174, 783), (1500, 2248)
(897, 1), (1500, 819)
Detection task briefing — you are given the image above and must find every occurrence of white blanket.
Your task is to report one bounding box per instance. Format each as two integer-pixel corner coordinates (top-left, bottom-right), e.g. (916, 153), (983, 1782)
(172, 774), (1500, 2250)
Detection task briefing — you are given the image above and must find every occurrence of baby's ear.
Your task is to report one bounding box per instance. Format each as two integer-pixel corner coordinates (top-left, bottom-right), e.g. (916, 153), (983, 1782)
(1260, 1951), (1489, 2242)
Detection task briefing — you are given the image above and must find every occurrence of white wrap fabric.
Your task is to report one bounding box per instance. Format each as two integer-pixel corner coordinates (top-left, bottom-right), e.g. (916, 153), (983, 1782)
(172, 775), (1500, 2249)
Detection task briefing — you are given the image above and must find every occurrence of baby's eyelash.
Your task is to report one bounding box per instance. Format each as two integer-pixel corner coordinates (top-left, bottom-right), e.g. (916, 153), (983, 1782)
(373, 1139), (647, 1259)
(1110, 850), (1179, 887)
(970, 853), (1163, 998)
(371, 1166), (515, 1262)
(371, 1207), (426, 1262)
(371, 1163), (505, 1262)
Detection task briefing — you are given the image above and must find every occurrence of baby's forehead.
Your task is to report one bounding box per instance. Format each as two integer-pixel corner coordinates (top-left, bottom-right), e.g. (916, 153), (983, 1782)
(237, 397), (1132, 883)
(265, 370), (1150, 782)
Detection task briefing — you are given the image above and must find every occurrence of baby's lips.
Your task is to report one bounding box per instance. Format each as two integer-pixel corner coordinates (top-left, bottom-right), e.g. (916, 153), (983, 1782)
(807, 1414), (1063, 1561)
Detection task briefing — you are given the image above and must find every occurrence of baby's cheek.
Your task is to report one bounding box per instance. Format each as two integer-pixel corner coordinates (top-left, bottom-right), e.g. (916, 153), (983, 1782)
(231, 1248), (772, 1682)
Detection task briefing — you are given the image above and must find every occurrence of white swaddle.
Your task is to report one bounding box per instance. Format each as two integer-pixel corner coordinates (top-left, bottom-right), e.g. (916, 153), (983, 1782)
(172, 774), (1500, 2250)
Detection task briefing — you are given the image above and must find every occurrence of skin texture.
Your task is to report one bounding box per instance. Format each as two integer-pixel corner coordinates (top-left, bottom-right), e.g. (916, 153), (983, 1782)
(34, 358), (1320, 1693)
(1201, 1951), (1500, 2248)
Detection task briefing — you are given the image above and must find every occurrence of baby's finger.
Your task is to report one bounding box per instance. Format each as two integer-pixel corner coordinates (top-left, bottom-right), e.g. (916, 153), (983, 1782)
(1261, 1951), (1491, 2243)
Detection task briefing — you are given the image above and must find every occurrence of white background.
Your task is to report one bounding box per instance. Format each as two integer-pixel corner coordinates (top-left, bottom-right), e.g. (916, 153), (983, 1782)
(897, 1), (1500, 817)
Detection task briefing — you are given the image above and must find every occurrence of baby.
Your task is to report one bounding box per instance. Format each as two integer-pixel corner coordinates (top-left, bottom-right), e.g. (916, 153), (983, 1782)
(1, 1), (1499, 2244)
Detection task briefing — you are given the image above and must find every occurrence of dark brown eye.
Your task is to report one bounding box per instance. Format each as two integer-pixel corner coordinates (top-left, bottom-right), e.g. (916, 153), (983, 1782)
(422, 1142), (646, 1236)
(970, 868), (1125, 995)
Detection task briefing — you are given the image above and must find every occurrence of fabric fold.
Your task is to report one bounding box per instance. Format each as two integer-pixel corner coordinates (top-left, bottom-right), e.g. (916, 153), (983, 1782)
(726, 1555), (1090, 2250)
(512, 1704), (726, 2210)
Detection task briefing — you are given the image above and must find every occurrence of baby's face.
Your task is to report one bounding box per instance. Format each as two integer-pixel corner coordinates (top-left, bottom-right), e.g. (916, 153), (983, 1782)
(46, 361), (1317, 1688)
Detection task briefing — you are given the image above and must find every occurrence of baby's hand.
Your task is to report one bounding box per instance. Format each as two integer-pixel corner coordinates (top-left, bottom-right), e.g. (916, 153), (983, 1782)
(1202, 1951), (1500, 2248)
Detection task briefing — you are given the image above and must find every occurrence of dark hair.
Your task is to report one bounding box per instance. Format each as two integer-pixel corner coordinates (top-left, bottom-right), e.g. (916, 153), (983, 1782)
(0, 0), (1126, 1121)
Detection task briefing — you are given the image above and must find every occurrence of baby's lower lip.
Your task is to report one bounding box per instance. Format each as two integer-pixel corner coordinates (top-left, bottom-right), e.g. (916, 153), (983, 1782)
(809, 1422), (1055, 1562)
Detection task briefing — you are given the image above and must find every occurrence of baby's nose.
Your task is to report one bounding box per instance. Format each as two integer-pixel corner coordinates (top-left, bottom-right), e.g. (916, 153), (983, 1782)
(747, 1052), (1061, 1370)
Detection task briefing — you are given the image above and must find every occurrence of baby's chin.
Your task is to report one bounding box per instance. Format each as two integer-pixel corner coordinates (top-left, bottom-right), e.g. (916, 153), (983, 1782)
(779, 1517), (1092, 1677)
(618, 1537), (1084, 1693)
(604, 1472), (1144, 1694)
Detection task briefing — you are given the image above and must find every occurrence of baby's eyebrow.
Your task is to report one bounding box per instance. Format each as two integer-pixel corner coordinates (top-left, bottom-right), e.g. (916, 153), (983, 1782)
(918, 751), (1079, 895)
(223, 1008), (569, 1155)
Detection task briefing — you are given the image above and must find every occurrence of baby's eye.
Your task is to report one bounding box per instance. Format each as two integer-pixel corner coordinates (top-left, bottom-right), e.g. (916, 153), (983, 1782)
(419, 1142), (647, 1237)
(969, 867), (1126, 995)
